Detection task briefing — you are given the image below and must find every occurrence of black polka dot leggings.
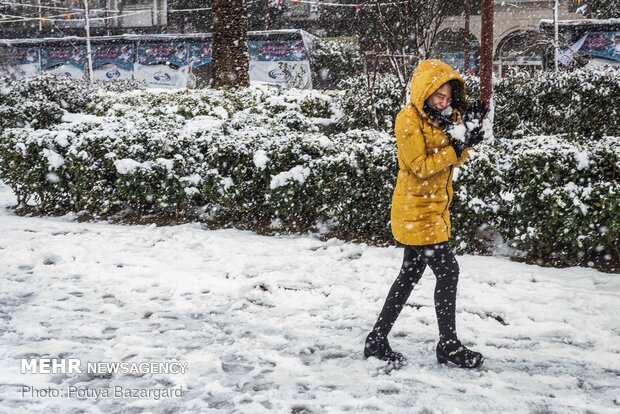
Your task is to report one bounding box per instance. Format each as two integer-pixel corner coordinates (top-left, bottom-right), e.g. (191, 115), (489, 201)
(370, 242), (460, 344)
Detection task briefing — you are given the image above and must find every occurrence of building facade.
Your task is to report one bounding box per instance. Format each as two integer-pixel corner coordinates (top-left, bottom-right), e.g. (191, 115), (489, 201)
(437, 0), (586, 73)
(0, 0), (167, 38)
(0, 0), (589, 72)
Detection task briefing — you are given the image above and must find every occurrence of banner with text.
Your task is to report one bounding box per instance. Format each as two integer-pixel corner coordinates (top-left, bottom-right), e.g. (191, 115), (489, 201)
(92, 44), (135, 81)
(135, 42), (190, 88)
(578, 32), (620, 62)
(249, 61), (312, 88)
(41, 46), (87, 78)
(0, 47), (40, 78)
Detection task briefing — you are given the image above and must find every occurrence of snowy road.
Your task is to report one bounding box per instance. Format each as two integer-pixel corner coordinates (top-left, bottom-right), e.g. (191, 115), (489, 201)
(0, 182), (619, 414)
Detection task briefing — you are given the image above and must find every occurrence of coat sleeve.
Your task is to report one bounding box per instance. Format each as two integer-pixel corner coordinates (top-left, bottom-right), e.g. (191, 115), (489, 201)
(454, 148), (470, 168)
(395, 110), (458, 180)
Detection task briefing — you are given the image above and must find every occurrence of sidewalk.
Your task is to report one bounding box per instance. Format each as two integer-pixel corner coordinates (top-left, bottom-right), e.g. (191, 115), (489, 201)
(0, 182), (618, 414)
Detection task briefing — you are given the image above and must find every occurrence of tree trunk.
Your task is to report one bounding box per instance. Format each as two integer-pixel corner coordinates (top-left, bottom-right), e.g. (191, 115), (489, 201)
(211, 0), (249, 88)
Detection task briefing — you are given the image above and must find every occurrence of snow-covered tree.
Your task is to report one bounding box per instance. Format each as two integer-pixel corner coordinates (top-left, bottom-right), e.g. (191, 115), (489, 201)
(211, 0), (250, 88)
(591, 0), (620, 18)
(359, 0), (451, 89)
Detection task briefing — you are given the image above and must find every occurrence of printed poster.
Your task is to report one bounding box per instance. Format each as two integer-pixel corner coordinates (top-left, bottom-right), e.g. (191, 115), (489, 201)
(0, 47), (40, 78)
(578, 32), (620, 62)
(41, 46), (87, 78)
(135, 42), (190, 88)
(247, 40), (311, 88)
(249, 61), (312, 89)
(92, 44), (135, 81)
(188, 41), (213, 88)
(249, 40), (307, 62)
(188, 41), (213, 69)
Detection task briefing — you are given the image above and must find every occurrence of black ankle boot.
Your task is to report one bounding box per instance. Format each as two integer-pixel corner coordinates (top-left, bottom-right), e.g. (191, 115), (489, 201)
(364, 333), (406, 363)
(436, 340), (484, 368)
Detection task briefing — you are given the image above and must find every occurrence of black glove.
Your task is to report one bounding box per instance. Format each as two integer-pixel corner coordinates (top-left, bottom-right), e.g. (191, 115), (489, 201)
(450, 135), (467, 158)
(465, 99), (487, 123)
(462, 99), (487, 149)
(448, 100), (487, 158)
(465, 123), (484, 147)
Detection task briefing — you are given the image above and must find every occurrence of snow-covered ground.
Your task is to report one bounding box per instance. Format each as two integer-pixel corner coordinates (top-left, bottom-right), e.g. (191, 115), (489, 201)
(0, 181), (618, 414)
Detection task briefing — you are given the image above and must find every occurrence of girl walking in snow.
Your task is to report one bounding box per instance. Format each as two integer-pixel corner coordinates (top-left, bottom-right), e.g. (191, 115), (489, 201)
(364, 59), (486, 369)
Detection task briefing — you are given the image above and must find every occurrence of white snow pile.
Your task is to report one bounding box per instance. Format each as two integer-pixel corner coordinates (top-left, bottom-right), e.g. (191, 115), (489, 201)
(0, 182), (619, 414)
(253, 150), (270, 171)
(270, 165), (312, 190)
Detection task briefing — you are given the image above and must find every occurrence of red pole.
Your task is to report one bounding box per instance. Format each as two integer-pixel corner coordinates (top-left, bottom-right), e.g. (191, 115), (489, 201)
(480, 0), (493, 106)
(464, 0), (470, 73)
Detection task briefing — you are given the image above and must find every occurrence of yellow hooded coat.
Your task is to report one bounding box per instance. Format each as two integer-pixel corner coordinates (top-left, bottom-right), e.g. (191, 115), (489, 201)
(390, 59), (469, 246)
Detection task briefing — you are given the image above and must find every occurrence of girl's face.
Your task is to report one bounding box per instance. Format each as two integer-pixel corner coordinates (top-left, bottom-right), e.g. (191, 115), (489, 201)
(427, 83), (452, 112)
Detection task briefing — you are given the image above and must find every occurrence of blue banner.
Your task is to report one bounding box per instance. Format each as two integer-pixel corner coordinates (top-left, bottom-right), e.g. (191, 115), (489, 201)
(248, 40), (307, 62)
(41, 46), (87, 70)
(579, 32), (620, 62)
(0, 47), (40, 65)
(138, 43), (189, 68)
(93, 44), (135, 71)
(188, 42), (212, 69)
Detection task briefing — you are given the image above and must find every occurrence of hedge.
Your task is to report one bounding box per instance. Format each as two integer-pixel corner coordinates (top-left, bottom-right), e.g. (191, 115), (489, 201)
(452, 135), (620, 271)
(0, 71), (618, 272)
(493, 67), (620, 140)
(310, 38), (364, 90)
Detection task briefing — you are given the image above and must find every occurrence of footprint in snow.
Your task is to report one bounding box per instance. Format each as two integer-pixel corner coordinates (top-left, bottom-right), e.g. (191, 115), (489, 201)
(237, 378), (277, 393)
(220, 354), (256, 375)
(291, 405), (317, 414)
(102, 294), (124, 307)
(43, 255), (61, 265)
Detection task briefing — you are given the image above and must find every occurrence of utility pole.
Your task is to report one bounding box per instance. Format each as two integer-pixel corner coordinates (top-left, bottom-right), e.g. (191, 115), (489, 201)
(480, 0), (493, 106)
(105, 0), (110, 36)
(264, 0), (269, 30)
(84, 0), (94, 82)
(153, 0), (158, 30)
(464, 0), (470, 73)
(38, 0), (42, 32)
(554, 0), (559, 71)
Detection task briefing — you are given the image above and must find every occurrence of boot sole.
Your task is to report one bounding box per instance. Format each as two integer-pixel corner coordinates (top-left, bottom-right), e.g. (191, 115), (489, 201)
(437, 354), (484, 369)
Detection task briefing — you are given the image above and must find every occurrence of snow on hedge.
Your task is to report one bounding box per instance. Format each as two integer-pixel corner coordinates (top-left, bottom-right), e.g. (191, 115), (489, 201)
(0, 71), (618, 272)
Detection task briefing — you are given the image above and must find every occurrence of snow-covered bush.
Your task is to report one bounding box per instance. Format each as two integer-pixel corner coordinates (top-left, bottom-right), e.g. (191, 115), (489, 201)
(450, 146), (506, 254)
(337, 74), (403, 132)
(310, 38), (363, 90)
(0, 74), (148, 131)
(494, 67), (620, 139)
(0, 75), (69, 130)
(0, 127), (70, 208)
(92, 78), (148, 93)
(0, 114), (204, 218)
(86, 88), (227, 118)
(202, 116), (329, 231)
(2, 73), (90, 113)
(0, 99), (64, 130)
(453, 135), (620, 271)
(315, 129), (395, 242)
(85, 85), (338, 124)
(498, 136), (619, 269)
(462, 75), (480, 99)
(1, 74), (618, 272)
